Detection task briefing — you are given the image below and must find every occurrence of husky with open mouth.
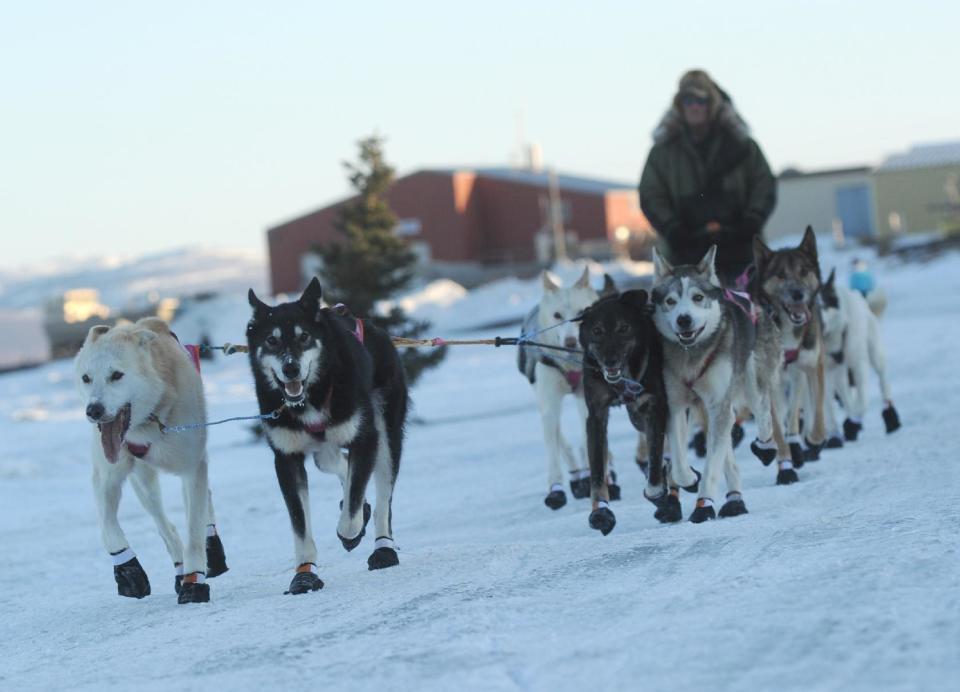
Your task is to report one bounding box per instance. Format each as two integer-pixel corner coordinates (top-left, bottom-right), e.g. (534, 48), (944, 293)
(651, 246), (792, 521)
(754, 227), (829, 472)
(246, 278), (408, 595)
(74, 318), (229, 604)
(577, 289), (670, 535)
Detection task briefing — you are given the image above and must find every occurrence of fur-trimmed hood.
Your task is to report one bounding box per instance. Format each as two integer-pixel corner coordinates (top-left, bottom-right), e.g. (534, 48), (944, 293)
(652, 70), (751, 145)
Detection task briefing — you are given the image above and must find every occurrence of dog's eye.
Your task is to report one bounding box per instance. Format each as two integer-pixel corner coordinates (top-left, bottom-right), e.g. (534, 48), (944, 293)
(616, 323), (629, 334)
(298, 332), (311, 344)
(265, 335), (279, 348)
(81, 374), (91, 384)
(553, 312), (563, 321)
(665, 298), (677, 307)
(110, 371), (124, 382)
(591, 326), (603, 337)
(692, 294), (704, 303)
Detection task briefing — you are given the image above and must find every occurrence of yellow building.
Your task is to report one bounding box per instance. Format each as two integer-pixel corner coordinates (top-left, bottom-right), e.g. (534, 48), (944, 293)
(874, 142), (960, 237)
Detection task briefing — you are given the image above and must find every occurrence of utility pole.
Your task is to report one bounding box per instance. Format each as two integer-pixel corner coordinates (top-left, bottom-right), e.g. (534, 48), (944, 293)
(547, 167), (567, 262)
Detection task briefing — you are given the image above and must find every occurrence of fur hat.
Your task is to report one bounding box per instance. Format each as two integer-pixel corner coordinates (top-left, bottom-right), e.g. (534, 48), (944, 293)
(673, 69), (723, 120)
(651, 68), (750, 144)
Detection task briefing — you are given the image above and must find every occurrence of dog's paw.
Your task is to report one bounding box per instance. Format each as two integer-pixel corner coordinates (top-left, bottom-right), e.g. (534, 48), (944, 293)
(776, 466), (799, 485)
(177, 581), (210, 604)
(285, 571), (323, 595)
(337, 501), (372, 551)
(368, 547), (400, 571)
(750, 438), (777, 466)
(656, 494), (683, 524)
(804, 438), (823, 462)
(824, 434), (844, 449)
(338, 530), (365, 552)
(588, 505), (616, 535)
(718, 493), (748, 518)
(680, 467), (701, 493)
(689, 500), (716, 524)
(689, 431), (707, 458)
(788, 440), (806, 468)
(883, 405), (901, 434)
(569, 475), (591, 499)
(647, 489), (682, 523)
(731, 422), (745, 449)
(205, 535), (229, 578)
(843, 418), (862, 442)
(544, 488), (567, 510)
(114, 557), (151, 599)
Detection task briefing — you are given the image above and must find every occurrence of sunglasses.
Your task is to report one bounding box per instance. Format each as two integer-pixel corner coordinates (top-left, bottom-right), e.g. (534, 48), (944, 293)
(681, 94), (709, 107)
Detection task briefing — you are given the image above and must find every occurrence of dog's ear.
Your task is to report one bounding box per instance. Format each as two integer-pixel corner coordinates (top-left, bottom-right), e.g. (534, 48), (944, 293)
(248, 288), (270, 315)
(600, 273), (618, 298)
(825, 267), (836, 287)
(753, 236), (773, 271)
(652, 247), (673, 280)
(132, 328), (158, 348)
(84, 325), (111, 344)
(542, 270), (560, 293)
(696, 245), (721, 288)
(799, 226), (818, 261)
(573, 266), (590, 289)
(298, 277), (323, 319)
(619, 289), (650, 316)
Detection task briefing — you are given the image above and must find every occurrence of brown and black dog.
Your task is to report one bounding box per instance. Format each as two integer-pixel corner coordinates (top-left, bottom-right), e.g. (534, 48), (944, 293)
(753, 227), (828, 483)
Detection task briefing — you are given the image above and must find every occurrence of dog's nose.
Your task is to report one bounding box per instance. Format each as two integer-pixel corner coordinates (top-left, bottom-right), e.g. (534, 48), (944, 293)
(282, 359), (301, 379)
(564, 336), (578, 349)
(676, 314), (692, 330)
(86, 402), (105, 421)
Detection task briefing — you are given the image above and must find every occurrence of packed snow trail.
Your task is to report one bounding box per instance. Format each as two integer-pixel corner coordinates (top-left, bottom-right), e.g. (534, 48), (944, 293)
(1, 250), (958, 691)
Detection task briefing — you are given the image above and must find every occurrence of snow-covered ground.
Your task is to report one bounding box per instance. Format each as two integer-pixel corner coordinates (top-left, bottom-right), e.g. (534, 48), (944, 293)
(1, 242), (958, 691)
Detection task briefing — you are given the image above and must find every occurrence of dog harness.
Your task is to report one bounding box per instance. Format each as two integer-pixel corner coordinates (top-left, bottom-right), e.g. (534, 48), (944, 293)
(682, 340), (722, 390)
(540, 357), (582, 391)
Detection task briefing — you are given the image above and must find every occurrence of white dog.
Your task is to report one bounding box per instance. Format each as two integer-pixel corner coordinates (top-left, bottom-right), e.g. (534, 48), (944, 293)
(820, 270), (901, 444)
(517, 268), (617, 509)
(74, 318), (228, 604)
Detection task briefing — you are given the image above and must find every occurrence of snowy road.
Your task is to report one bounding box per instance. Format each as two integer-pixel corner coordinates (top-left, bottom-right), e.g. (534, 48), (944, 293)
(1, 249), (958, 691)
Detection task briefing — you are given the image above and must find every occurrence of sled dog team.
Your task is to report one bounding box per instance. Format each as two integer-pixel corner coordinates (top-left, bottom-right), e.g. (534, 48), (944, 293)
(520, 227), (900, 535)
(74, 227), (899, 603)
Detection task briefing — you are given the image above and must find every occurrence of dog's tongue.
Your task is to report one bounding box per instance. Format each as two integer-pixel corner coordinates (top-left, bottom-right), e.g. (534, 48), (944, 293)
(284, 380), (304, 398)
(99, 418), (123, 464)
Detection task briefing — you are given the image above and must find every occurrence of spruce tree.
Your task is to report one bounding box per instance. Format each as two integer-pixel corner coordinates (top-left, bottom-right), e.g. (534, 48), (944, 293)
(313, 135), (445, 386)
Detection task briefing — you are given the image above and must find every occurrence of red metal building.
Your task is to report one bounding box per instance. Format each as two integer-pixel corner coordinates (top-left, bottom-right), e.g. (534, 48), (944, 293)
(267, 167), (650, 295)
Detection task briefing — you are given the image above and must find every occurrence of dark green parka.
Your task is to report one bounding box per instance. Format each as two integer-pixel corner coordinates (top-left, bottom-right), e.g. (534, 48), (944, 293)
(639, 87), (776, 275)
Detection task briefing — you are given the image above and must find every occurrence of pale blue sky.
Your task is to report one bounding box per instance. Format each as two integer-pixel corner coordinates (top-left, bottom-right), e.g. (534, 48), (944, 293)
(1, 1), (955, 267)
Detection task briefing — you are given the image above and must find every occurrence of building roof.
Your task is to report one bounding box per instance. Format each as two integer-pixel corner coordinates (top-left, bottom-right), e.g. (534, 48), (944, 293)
(778, 165), (871, 180)
(877, 141), (960, 172)
(425, 167), (635, 195)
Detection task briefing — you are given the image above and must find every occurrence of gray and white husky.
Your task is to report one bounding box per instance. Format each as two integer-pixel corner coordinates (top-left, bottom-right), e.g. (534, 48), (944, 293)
(651, 246), (791, 522)
(753, 227), (828, 472)
(820, 269), (901, 443)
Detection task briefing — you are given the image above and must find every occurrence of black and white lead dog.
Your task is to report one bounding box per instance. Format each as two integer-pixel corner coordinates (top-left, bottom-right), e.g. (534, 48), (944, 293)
(246, 278), (408, 594)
